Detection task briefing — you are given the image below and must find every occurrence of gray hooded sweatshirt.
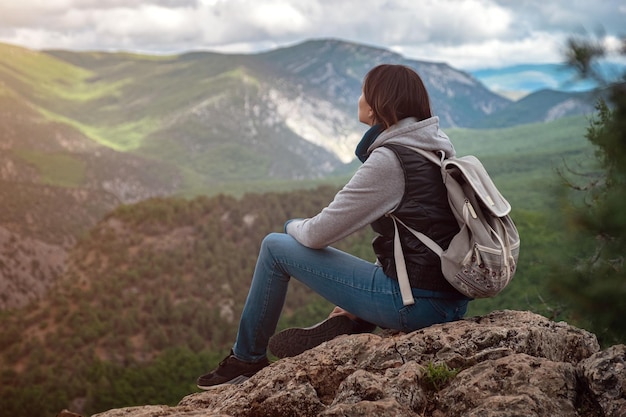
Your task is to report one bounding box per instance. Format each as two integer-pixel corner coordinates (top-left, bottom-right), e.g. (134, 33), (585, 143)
(286, 116), (455, 249)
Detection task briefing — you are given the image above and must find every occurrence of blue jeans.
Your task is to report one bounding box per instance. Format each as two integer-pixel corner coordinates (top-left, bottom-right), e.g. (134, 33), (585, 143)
(233, 233), (470, 362)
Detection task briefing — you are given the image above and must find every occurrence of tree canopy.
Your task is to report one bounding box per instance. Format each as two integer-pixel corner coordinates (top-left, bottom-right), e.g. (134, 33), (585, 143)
(549, 34), (626, 346)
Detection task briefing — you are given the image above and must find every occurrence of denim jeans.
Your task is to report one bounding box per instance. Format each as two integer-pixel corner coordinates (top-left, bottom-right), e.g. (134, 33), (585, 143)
(233, 233), (470, 362)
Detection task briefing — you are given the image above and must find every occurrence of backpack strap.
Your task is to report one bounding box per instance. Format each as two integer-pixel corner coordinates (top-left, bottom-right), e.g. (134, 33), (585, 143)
(404, 146), (445, 166)
(390, 214), (445, 306)
(391, 215), (443, 256)
(391, 215), (415, 306)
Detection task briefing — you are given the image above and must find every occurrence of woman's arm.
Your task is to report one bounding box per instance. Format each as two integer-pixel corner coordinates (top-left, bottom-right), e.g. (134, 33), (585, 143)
(286, 148), (404, 248)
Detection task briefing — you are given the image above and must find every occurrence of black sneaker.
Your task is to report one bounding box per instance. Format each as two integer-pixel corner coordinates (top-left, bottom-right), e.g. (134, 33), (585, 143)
(268, 315), (377, 359)
(196, 351), (269, 390)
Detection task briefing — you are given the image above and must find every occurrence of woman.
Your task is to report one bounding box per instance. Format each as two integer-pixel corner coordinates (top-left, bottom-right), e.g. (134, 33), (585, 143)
(196, 64), (471, 390)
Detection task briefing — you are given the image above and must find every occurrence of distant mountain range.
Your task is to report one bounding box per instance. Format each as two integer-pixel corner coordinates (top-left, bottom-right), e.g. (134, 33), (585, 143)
(471, 62), (625, 98)
(0, 37), (604, 310)
(0, 39), (601, 222)
(0, 39), (610, 413)
(0, 38), (598, 184)
(0, 38), (602, 243)
(471, 63), (596, 97)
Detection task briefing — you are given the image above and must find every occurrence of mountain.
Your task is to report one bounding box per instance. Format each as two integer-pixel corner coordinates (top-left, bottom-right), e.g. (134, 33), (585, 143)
(471, 62), (626, 97)
(39, 39), (512, 171)
(0, 170), (595, 415)
(0, 39), (598, 308)
(1, 38), (596, 194)
(471, 63), (599, 97)
(469, 89), (597, 128)
(253, 39), (511, 129)
(0, 110), (598, 415)
(0, 39), (509, 245)
(0, 37), (612, 417)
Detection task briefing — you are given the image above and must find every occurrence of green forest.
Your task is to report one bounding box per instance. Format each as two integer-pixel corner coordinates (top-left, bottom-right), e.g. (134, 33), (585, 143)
(0, 174), (583, 415)
(0, 186), (375, 416)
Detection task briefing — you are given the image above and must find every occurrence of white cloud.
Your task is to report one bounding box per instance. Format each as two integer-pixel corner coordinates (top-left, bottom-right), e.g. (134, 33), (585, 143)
(396, 31), (567, 69)
(247, 2), (309, 33)
(0, 0), (624, 69)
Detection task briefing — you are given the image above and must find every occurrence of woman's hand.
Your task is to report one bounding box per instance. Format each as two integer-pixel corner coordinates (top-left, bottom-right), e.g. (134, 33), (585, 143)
(328, 306), (358, 321)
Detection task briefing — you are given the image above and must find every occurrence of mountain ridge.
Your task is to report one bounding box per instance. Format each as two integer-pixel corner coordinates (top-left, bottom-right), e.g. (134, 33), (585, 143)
(470, 62), (622, 95)
(1, 38), (595, 185)
(0, 38), (596, 311)
(0, 37), (611, 417)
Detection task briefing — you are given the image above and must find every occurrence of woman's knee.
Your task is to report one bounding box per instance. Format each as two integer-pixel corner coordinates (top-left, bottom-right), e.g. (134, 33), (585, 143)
(257, 233), (303, 279)
(260, 232), (295, 256)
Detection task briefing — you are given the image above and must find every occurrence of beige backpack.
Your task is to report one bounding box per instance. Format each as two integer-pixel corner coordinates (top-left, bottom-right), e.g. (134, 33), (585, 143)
(391, 147), (520, 306)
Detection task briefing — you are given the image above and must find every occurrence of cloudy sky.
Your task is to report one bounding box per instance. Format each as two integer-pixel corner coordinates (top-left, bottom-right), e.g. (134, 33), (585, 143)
(0, 0), (624, 70)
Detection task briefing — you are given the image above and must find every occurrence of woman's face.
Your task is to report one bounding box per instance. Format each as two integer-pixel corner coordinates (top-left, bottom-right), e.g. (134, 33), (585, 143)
(358, 92), (374, 125)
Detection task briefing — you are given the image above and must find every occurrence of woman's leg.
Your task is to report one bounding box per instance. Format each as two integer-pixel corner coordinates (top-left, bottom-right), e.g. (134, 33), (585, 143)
(233, 232), (389, 361)
(232, 233), (469, 362)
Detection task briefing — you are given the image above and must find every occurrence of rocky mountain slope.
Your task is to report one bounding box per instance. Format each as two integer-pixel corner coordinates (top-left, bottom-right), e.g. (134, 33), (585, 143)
(470, 89), (597, 128)
(0, 38), (595, 236)
(0, 37), (597, 312)
(1, 38), (594, 190)
(88, 310), (625, 417)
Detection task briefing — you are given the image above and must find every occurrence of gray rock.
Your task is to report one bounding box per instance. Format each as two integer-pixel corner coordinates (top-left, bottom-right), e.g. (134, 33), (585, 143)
(579, 344), (626, 417)
(92, 310), (621, 417)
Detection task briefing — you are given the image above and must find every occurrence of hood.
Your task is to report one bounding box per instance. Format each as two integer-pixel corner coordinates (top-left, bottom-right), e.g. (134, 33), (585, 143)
(368, 116), (456, 158)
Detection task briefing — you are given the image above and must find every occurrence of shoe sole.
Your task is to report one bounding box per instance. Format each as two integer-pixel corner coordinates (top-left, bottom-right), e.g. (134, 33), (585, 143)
(197, 375), (250, 390)
(269, 315), (355, 358)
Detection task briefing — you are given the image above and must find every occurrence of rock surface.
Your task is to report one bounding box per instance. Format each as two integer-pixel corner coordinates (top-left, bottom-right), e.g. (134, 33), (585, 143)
(91, 310), (625, 417)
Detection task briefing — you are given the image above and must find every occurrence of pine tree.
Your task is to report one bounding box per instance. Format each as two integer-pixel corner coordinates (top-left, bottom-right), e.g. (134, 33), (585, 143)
(549, 34), (626, 345)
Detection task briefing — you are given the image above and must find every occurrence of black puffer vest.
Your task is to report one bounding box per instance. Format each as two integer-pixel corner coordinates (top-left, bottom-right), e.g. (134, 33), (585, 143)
(371, 144), (461, 294)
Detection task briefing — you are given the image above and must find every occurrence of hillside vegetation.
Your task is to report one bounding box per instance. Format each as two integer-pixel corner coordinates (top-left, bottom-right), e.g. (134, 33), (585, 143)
(0, 112), (597, 415)
(0, 186), (373, 416)
(0, 39), (601, 417)
(450, 115), (593, 211)
(0, 39), (591, 197)
(0, 187), (568, 417)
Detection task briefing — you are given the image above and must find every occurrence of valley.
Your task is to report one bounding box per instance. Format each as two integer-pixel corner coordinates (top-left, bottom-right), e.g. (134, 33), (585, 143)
(0, 38), (601, 416)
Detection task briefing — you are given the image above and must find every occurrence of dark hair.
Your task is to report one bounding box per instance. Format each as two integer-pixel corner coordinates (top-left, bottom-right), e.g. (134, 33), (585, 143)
(362, 64), (432, 129)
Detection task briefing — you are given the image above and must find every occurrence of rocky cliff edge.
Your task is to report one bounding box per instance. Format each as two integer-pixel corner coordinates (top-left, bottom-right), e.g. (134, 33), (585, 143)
(82, 310), (625, 417)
